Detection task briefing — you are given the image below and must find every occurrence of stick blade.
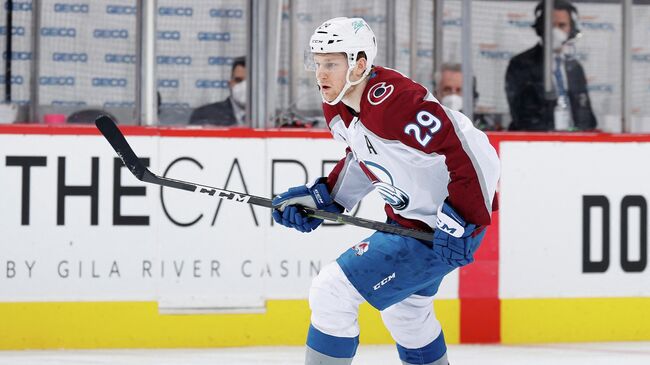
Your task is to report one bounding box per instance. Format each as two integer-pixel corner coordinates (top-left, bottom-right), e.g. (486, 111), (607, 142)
(95, 115), (147, 181)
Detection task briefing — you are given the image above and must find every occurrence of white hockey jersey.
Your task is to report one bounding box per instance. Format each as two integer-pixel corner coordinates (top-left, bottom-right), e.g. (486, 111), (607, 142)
(324, 66), (500, 231)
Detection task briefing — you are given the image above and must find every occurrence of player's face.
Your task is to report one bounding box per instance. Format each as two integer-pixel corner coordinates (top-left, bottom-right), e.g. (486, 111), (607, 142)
(313, 53), (349, 102)
(438, 70), (463, 98)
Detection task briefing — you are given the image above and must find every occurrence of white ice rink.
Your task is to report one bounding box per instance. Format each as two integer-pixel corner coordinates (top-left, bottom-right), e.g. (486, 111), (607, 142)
(1, 343), (649, 365)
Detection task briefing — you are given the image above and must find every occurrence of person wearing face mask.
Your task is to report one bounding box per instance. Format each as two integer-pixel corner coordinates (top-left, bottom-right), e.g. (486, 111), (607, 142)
(435, 63), (500, 130)
(189, 56), (247, 126)
(505, 0), (597, 131)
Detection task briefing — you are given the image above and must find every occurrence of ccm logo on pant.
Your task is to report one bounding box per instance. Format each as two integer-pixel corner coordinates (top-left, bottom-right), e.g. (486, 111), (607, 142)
(373, 272), (396, 290)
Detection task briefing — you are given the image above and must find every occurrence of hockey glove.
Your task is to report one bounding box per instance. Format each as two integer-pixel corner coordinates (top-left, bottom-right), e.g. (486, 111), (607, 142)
(272, 177), (344, 233)
(433, 200), (485, 267)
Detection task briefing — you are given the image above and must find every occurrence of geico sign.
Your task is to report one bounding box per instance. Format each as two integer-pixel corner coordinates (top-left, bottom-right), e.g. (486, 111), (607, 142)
(6, 1), (32, 11)
(40, 27), (76, 37)
(3, 51), (32, 61)
(93, 29), (128, 39)
(39, 76), (75, 86)
(209, 8), (244, 18)
(0, 75), (24, 85)
(197, 32), (231, 41)
(0, 26), (26, 36)
(157, 30), (181, 40)
(106, 5), (136, 14)
(156, 56), (192, 65)
(51, 100), (87, 106)
(195, 79), (229, 89)
(105, 54), (136, 64)
(158, 79), (180, 88)
(53, 3), (89, 13)
(208, 57), (233, 66)
(583, 195), (648, 273)
(53, 52), (88, 63)
(103, 101), (136, 108)
(158, 6), (193, 16)
(92, 77), (127, 87)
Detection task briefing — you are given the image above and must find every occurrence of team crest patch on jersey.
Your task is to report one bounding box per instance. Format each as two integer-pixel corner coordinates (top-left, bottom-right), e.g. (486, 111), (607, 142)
(362, 161), (410, 211)
(352, 242), (370, 256)
(367, 82), (394, 105)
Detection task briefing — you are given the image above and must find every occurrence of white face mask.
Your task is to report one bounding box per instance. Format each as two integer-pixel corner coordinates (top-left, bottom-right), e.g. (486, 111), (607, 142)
(440, 94), (463, 111)
(552, 27), (569, 52)
(231, 80), (246, 108)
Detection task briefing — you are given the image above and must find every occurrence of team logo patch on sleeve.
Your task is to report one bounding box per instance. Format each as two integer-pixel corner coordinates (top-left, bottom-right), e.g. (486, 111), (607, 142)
(367, 82), (394, 105)
(352, 242), (370, 256)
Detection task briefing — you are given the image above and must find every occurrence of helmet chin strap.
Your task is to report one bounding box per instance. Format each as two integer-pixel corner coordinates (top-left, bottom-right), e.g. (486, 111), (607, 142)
(322, 62), (369, 106)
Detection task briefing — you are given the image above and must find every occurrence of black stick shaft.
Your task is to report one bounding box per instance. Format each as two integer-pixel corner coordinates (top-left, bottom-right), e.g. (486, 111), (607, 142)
(95, 115), (434, 241)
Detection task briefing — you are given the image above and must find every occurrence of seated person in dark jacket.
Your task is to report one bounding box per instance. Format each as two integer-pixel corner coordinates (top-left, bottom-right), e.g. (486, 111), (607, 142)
(189, 57), (246, 126)
(505, 0), (597, 131)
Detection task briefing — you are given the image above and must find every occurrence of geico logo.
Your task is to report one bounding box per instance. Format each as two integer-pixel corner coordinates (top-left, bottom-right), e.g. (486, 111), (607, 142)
(479, 49), (514, 60)
(51, 100), (87, 106)
(209, 8), (243, 18)
(54, 3), (89, 13)
(5, 1), (31, 11)
(632, 54), (650, 63)
(208, 56), (233, 65)
(103, 101), (136, 108)
(53, 52), (88, 62)
(507, 19), (533, 28)
(106, 5), (136, 15)
(417, 49), (433, 58)
(156, 55), (192, 65)
(580, 21), (615, 31)
(195, 79), (229, 89)
(104, 53), (136, 64)
(0, 26), (26, 36)
(157, 30), (181, 40)
(588, 84), (614, 93)
(0, 75), (24, 85)
(197, 32), (231, 41)
(158, 6), (193, 16)
(92, 77), (127, 87)
(443, 18), (462, 27)
(41, 27), (76, 37)
(2, 51), (32, 61)
(93, 29), (128, 39)
(296, 13), (313, 22)
(39, 76), (75, 86)
(161, 102), (191, 109)
(157, 79), (180, 88)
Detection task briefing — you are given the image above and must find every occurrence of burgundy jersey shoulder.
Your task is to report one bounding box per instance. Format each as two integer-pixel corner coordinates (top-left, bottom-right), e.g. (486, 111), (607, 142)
(359, 66), (431, 139)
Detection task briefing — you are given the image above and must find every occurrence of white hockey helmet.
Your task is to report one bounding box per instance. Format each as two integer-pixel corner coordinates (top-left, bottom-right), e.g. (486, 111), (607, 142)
(308, 17), (377, 105)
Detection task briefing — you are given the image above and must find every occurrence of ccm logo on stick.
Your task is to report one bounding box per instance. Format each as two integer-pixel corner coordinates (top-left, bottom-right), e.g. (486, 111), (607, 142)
(583, 195), (648, 273)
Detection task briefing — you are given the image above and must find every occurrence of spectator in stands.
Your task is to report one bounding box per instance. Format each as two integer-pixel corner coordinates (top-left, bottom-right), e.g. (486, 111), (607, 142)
(189, 56), (247, 126)
(505, 0), (596, 131)
(435, 63), (499, 130)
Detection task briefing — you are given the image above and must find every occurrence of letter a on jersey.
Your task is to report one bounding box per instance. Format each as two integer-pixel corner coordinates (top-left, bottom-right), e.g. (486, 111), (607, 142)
(365, 135), (378, 155)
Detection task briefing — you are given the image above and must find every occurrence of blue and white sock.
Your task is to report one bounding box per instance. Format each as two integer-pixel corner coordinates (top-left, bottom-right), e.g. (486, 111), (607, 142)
(305, 324), (359, 365)
(396, 331), (448, 365)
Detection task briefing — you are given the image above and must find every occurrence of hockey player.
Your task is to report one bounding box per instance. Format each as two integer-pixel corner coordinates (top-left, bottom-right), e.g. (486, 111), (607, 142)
(272, 17), (500, 365)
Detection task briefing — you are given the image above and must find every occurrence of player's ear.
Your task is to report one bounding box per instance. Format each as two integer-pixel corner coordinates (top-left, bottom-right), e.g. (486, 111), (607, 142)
(355, 57), (367, 76)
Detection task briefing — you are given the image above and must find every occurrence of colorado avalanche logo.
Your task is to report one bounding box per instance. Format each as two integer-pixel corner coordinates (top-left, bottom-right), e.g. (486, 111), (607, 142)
(362, 161), (410, 211)
(352, 242), (370, 256)
(367, 82), (394, 105)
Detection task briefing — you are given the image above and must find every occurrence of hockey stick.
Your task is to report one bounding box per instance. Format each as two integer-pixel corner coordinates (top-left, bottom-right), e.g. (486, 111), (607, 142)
(95, 115), (433, 241)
